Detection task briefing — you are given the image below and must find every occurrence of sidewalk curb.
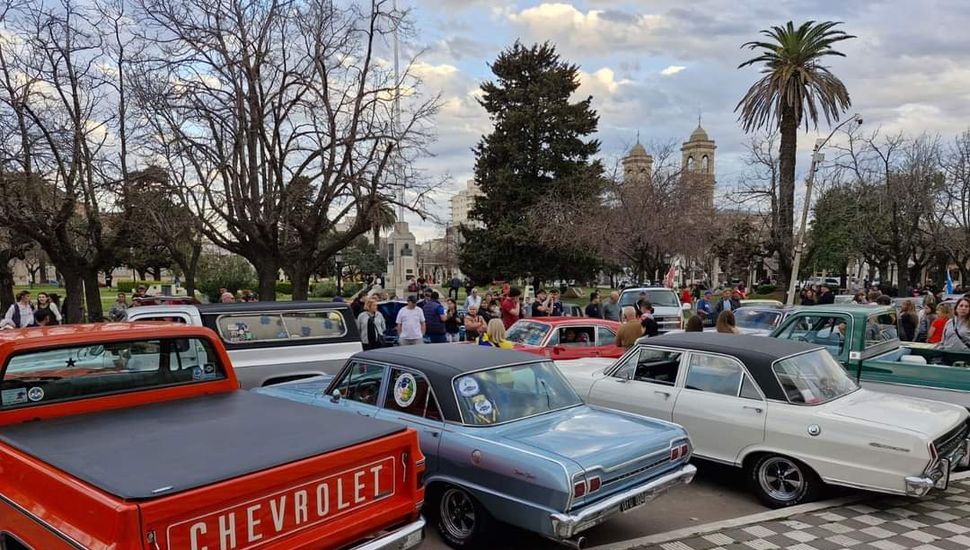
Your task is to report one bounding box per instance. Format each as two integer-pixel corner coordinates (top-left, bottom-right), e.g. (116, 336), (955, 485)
(588, 471), (970, 550)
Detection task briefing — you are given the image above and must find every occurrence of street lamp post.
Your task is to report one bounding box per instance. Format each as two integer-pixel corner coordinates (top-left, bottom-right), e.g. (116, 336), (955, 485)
(335, 251), (344, 299)
(786, 114), (863, 306)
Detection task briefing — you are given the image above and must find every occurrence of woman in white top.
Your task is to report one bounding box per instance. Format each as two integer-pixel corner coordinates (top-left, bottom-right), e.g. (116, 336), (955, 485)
(942, 297), (970, 351)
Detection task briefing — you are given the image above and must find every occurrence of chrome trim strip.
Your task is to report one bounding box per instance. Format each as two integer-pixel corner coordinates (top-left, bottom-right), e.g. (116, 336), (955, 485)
(0, 491), (86, 549)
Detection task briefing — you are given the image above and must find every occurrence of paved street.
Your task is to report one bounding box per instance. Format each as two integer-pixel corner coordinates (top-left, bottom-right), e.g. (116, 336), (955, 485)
(598, 477), (970, 550)
(418, 464), (970, 550)
(420, 460), (770, 549)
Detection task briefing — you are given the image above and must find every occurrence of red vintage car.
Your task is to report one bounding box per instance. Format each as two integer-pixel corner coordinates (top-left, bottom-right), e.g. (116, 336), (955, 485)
(506, 317), (624, 360)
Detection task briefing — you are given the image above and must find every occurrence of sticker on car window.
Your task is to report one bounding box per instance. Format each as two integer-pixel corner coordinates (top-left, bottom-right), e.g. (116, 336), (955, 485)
(27, 387), (44, 402)
(260, 315), (271, 325)
(457, 376), (479, 397)
(193, 364), (219, 381)
(472, 395), (493, 416)
(394, 373), (417, 407)
(1, 388), (27, 406)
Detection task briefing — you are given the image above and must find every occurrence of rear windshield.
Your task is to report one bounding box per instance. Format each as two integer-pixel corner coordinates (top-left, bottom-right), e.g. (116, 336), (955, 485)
(865, 311), (899, 348)
(620, 289), (680, 308)
(0, 338), (225, 409)
(453, 361), (582, 425)
(506, 321), (550, 346)
(734, 309), (782, 331)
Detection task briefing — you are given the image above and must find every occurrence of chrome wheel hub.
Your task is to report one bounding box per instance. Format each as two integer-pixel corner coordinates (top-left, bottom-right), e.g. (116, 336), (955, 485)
(758, 457), (804, 501)
(440, 488), (476, 539)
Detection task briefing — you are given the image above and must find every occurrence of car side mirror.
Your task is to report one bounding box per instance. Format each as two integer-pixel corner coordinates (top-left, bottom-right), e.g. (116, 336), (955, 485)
(330, 389), (341, 403)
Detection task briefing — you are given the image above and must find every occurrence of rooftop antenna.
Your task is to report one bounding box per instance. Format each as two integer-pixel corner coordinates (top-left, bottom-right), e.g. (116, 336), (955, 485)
(393, 0), (405, 221)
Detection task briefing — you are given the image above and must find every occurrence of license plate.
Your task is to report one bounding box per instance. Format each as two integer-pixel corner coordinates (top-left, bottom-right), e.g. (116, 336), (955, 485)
(620, 490), (649, 512)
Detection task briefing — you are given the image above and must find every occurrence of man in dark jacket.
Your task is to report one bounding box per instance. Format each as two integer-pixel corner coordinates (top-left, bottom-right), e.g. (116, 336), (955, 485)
(714, 288), (741, 317)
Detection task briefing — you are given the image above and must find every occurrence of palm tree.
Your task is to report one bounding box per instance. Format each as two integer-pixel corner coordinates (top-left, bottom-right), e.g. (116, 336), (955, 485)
(367, 201), (397, 246)
(736, 21), (854, 288)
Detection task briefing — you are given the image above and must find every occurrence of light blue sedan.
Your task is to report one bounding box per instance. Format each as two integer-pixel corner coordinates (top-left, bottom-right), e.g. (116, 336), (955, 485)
(256, 345), (696, 548)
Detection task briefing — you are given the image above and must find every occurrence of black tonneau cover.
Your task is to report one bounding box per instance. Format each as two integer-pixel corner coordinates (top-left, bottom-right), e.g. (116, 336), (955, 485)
(0, 391), (403, 500)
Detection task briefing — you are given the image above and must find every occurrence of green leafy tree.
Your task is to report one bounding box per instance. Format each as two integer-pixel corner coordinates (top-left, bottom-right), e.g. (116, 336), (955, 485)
(459, 42), (605, 285)
(736, 21), (855, 289)
(341, 237), (387, 280)
(804, 186), (862, 280)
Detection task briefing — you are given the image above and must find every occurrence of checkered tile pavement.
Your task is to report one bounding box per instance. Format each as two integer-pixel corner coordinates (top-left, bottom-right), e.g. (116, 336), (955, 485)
(640, 480), (970, 550)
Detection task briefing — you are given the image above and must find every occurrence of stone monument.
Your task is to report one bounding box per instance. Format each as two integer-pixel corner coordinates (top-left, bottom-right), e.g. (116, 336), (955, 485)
(387, 220), (417, 298)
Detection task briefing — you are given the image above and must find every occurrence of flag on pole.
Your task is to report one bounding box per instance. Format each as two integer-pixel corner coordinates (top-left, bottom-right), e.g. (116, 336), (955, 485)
(947, 270), (955, 294)
(664, 265), (677, 289)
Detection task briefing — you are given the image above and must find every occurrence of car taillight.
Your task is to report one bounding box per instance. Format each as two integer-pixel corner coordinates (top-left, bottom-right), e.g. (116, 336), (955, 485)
(671, 442), (690, 461)
(930, 443), (938, 462)
(588, 476), (601, 493)
(573, 480), (587, 498)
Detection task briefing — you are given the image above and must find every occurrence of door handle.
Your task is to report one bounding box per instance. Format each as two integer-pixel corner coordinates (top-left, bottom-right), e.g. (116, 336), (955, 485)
(743, 406), (764, 413)
(654, 390), (671, 398)
(614, 378), (628, 384)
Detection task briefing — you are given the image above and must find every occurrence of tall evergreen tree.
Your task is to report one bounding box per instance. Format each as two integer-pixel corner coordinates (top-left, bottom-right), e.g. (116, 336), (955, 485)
(459, 42), (604, 284)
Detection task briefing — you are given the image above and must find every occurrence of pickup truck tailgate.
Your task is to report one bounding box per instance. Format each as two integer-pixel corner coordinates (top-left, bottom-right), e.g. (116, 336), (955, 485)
(0, 392), (424, 549)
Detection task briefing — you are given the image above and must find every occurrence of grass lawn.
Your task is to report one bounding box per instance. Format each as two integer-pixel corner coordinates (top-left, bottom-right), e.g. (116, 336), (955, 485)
(15, 283), (771, 316)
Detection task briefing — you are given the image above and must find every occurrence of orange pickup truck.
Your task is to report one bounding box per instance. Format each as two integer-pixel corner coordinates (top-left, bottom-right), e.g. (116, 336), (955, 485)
(0, 323), (425, 550)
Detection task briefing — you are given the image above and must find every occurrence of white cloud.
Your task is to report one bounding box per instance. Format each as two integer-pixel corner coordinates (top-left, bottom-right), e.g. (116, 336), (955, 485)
(660, 65), (686, 76)
(577, 67), (631, 98)
(506, 3), (667, 55)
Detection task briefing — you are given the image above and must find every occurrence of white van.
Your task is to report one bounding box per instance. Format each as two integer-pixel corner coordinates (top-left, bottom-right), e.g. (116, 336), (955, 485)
(618, 287), (688, 332)
(126, 301), (362, 388)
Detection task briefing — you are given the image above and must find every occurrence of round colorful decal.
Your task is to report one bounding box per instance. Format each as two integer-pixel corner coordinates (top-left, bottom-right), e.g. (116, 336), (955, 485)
(27, 387), (44, 402)
(472, 395), (493, 416)
(457, 376), (480, 397)
(394, 373), (418, 407)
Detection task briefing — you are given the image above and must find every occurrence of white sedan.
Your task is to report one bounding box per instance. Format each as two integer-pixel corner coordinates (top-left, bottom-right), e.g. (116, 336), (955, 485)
(559, 332), (970, 507)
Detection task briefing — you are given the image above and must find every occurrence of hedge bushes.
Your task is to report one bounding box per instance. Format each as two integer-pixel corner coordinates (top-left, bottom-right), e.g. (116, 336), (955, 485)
(117, 280), (163, 293)
(275, 281), (294, 296)
(310, 280), (363, 299)
(756, 284), (777, 295)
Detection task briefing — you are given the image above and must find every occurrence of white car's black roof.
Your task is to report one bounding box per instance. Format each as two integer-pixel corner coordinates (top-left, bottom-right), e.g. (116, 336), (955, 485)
(643, 333), (825, 401)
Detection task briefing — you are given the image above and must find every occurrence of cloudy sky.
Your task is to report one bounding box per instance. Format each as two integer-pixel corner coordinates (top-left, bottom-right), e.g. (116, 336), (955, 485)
(399, 0), (970, 241)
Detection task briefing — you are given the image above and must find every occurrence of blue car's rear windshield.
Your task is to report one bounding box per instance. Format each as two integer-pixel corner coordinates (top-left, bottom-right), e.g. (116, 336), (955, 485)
(453, 361), (582, 425)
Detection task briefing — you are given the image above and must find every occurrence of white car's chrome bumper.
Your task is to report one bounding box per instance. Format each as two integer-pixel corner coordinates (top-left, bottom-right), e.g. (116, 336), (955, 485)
(550, 464), (696, 540)
(906, 438), (969, 497)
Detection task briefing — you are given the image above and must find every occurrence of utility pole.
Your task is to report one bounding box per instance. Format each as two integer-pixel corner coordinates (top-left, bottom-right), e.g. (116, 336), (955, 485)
(786, 114), (863, 306)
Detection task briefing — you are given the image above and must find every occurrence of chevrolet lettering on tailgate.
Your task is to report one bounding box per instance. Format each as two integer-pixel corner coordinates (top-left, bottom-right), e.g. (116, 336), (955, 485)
(171, 457), (397, 550)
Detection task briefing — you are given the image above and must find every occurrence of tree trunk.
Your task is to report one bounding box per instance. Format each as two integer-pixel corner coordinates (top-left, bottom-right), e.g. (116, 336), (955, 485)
(60, 269), (85, 323)
(287, 262), (312, 301)
(136, 268), (147, 281)
(83, 269), (104, 321)
(253, 258), (279, 301)
(151, 265), (163, 281)
(776, 105), (798, 292)
(0, 260), (14, 314)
